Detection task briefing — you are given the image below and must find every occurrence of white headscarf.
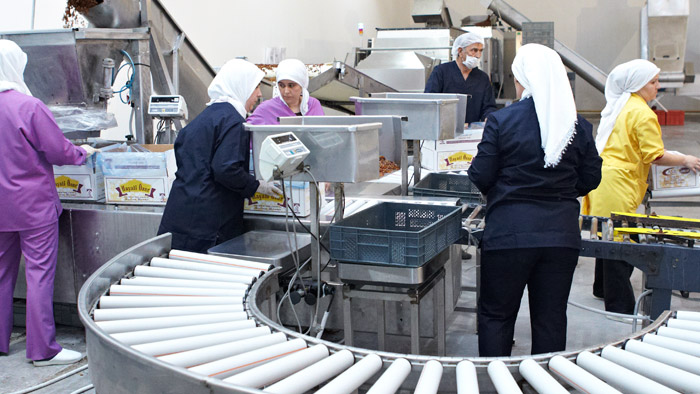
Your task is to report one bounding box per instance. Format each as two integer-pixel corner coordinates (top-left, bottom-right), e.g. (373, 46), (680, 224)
(207, 59), (264, 118)
(0, 39), (31, 96)
(273, 59), (311, 115)
(511, 44), (578, 168)
(595, 59), (660, 153)
(451, 32), (485, 59)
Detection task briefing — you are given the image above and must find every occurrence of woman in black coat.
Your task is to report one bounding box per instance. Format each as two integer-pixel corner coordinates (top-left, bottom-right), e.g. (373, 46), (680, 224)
(468, 44), (602, 356)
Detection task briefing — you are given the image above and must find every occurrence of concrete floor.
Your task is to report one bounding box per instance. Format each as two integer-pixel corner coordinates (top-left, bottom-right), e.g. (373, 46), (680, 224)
(3, 119), (700, 393)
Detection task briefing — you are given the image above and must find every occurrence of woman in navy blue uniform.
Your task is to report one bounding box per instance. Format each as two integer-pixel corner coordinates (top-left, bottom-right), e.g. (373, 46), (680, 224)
(424, 32), (497, 124)
(158, 59), (282, 253)
(468, 44), (602, 356)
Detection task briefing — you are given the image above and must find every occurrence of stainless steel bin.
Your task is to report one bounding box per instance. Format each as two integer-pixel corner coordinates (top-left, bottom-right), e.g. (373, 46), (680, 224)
(279, 115), (404, 164)
(245, 123), (382, 183)
(351, 96), (458, 141)
(371, 93), (468, 135)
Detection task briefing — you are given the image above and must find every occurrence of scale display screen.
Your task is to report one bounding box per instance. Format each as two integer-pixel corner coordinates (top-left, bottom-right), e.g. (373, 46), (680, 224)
(272, 134), (297, 144)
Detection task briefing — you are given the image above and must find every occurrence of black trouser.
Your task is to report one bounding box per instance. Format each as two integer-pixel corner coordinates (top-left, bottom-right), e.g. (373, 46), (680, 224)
(478, 247), (579, 357)
(593, 258), (635, 314)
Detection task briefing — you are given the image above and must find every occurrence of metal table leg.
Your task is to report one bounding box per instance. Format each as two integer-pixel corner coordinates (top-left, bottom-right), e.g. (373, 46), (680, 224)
(437, 275), (446, 356)
(343, 293), (353, 347)
(647, 288), (673, 320)
(377, 300), (386, 351)
(410, 300), (420, 355)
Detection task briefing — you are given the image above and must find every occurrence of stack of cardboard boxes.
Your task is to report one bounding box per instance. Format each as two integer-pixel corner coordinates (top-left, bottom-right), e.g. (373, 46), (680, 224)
(53, 144), (177, 205)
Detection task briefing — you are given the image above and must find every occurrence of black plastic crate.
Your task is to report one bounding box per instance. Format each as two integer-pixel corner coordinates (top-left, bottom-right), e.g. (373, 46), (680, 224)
(330, 202), (462, 267)
(412, 173), (482, 204)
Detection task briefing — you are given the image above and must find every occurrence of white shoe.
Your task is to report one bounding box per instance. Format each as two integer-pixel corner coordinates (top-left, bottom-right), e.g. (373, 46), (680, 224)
(33, 348), (83, 366)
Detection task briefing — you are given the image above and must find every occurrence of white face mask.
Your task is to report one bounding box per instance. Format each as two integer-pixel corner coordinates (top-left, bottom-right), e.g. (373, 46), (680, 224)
(463, 55), (480, 69)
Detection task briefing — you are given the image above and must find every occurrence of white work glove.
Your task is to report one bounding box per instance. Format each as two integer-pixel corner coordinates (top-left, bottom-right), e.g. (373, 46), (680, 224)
(80, 144), (100, 157)
(256, 180), (282, 198)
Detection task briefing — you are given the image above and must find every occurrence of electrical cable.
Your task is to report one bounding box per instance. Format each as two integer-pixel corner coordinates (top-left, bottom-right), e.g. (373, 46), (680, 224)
(302, 167), (325, 336)
(8, 364), (88, 394)
(289, 202), (331, 253)
(69, 384), (94, 394)
(276, 257), (310, 334)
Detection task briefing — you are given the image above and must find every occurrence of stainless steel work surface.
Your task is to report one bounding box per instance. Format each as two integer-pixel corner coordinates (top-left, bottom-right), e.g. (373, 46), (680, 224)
(337, 248), (450, 286)
(207, 230), (311, 271)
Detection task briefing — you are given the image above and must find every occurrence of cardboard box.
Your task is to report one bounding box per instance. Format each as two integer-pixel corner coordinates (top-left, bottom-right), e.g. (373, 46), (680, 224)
(421, 129), (483, 151)
(53, 155), (104, 201)
(651, 164), (700, 198)
(244, 180), (310, 216)
(99, 144), (177, 205)
(420, 129), (482, 171)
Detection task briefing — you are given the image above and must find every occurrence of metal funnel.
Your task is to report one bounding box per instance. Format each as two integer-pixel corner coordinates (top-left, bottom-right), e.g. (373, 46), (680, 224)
(81, 0), (142, 28)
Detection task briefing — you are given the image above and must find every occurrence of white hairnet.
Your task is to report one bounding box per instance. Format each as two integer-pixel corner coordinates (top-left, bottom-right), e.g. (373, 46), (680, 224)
(595, 59), (660, 153)
(511, 44), (577, 168)
(273, 59), (311, 115)
(207, 59), (264, 118)
(0, 39), (31, 96)
(451, 32), (485, 59)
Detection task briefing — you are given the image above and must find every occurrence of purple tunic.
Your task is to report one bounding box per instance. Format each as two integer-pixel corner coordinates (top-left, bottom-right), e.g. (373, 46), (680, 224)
(0, 90), (86, 231)
(247, 96), (325, 125)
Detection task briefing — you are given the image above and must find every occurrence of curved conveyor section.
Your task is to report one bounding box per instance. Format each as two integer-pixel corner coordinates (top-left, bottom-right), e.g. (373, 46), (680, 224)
(79, 234), (700, 393)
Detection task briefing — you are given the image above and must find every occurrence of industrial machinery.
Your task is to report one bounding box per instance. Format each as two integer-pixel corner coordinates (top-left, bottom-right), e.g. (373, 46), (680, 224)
(78, 234), (700, 393)
(642, 0), (694, 88)
(1, 0), (216, 143)
(581, 213), (700, 320)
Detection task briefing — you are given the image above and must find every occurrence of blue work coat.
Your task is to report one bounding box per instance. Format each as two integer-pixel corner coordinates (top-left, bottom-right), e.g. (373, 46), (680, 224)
(424, 61), (497, 123)
(158, 103), (260, 253)
(468, 97), (602, 251)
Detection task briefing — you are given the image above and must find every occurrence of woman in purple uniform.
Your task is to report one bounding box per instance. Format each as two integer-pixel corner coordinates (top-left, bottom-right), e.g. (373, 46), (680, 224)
(0, 39), (97, 366)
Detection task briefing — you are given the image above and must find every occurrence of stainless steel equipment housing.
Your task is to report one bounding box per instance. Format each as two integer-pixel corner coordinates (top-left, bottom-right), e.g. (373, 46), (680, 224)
(246, 123), (382, 183)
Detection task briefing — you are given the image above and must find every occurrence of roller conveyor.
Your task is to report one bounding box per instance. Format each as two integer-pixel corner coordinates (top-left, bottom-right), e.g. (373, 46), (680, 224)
(78, 234), (700, 393)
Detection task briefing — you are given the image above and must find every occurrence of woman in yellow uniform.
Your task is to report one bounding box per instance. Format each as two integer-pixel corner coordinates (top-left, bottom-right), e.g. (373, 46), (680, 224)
(584, 59), (700, 315)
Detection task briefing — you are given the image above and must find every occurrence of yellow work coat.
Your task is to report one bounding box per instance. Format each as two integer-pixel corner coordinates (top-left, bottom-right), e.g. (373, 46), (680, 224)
(583, 94), (665, 216)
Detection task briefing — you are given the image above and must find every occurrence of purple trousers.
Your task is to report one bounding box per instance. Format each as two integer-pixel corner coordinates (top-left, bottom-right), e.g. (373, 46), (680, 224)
(0, 222), (62, 360)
